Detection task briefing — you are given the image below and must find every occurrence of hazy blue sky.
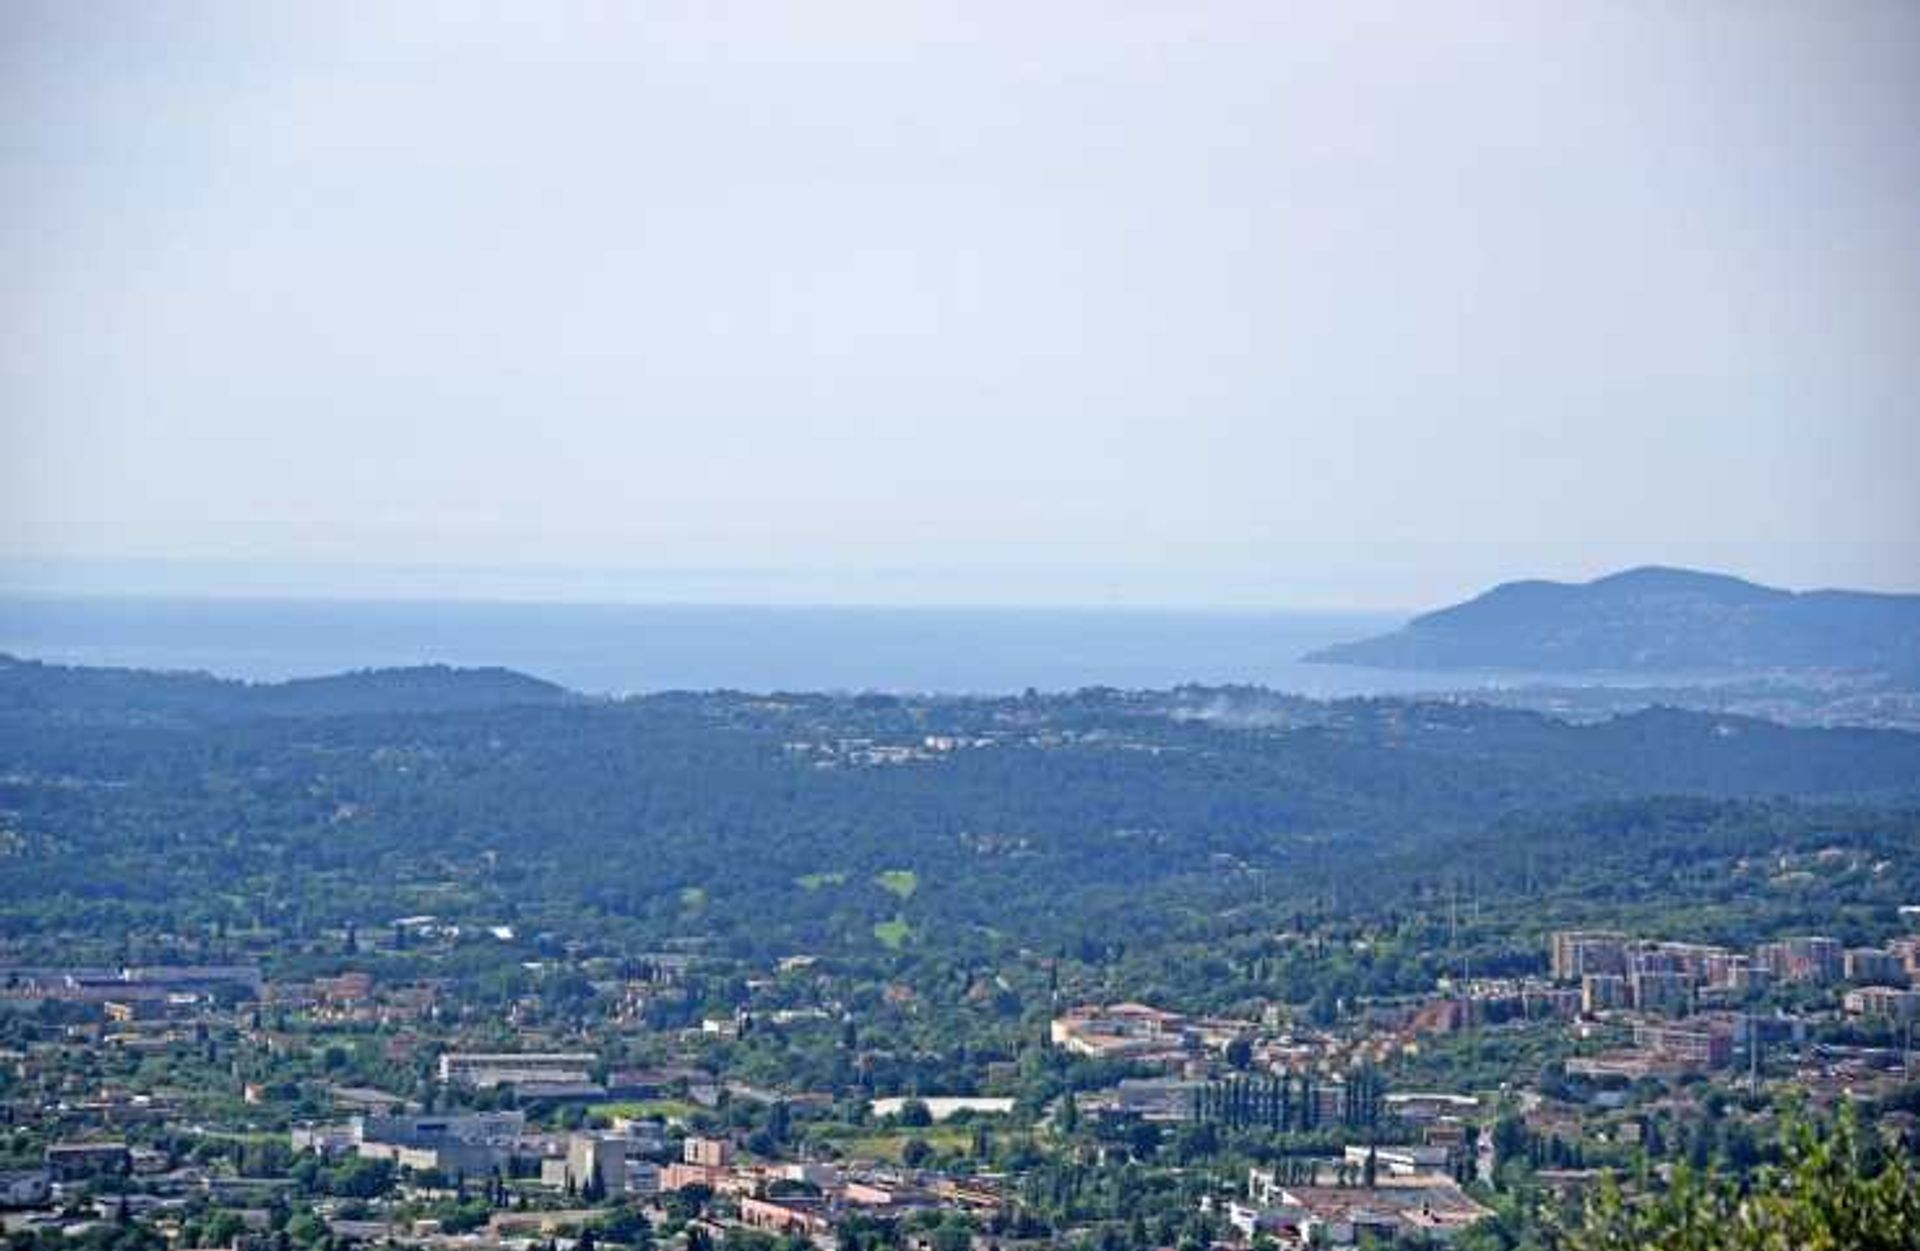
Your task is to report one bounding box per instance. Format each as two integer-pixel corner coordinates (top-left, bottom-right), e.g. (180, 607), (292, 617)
(3, 2), (1916, 610)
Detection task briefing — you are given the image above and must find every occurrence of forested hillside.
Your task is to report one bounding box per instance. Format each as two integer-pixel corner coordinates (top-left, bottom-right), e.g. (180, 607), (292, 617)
(0, 653), (575, 724)
(1309, 565), (1920, 680)
(4, 665), (1918, 968)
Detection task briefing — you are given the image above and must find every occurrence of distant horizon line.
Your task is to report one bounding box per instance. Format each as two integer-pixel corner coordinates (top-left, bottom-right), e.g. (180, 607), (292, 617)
(0, 554), (1430, 615)
(3, 554), (1915, 616)
(0, 584), (1409, 620)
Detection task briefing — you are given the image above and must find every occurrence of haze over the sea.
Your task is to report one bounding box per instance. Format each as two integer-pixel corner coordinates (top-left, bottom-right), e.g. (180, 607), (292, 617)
(0, 594), (1449, 696)
(5, 4), (1917, 608)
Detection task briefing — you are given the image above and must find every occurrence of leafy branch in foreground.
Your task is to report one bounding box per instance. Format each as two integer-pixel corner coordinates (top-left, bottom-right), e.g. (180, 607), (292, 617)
(1566, 1105), (1920, 1251)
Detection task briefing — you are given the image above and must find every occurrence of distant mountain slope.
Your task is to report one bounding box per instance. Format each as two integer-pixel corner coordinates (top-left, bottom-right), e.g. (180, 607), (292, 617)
(0, 653), (576, 724)
(1305, 567), (1920, 681)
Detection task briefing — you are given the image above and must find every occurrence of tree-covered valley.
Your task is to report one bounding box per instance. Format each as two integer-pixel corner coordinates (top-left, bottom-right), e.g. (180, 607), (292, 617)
(4, 659), (1917, 974)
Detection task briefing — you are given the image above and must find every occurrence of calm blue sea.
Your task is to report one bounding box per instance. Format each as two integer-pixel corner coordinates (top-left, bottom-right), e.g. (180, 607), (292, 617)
(0, 594), (1493, 697)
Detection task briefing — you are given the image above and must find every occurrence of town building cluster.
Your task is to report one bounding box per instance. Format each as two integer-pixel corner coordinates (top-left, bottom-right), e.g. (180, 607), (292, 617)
(7, 906), (1920, 1251)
